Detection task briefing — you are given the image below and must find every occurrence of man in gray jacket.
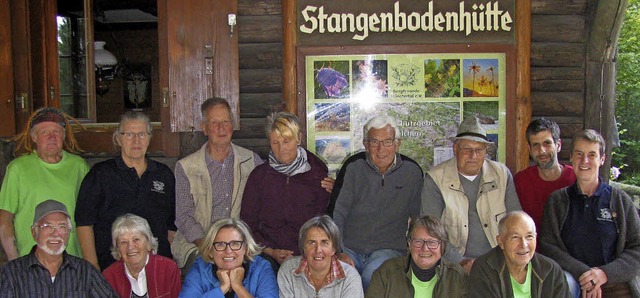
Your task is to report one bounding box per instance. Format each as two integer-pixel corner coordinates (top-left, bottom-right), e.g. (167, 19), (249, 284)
(469, 211), (569, 297)
(329, 115), (423, 289)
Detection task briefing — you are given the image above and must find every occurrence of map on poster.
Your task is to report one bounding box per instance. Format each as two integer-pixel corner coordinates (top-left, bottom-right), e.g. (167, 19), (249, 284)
(305, 53), (506, 177)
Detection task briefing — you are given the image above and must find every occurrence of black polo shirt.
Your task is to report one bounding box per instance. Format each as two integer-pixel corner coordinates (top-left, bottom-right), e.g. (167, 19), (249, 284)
(561, 181), (618, 267)
(76, 155), (176, 270)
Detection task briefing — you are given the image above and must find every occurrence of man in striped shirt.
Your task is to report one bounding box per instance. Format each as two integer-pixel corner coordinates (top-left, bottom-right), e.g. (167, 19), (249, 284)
(0, 200), (116, 297)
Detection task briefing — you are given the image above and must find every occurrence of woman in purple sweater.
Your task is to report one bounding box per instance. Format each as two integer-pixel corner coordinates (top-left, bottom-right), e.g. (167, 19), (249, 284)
(240, 112), (331, 269)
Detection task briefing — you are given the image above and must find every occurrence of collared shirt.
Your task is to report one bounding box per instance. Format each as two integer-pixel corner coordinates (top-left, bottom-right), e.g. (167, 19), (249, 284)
(125, 254), (150, 297)
(175, 146), (263, 242)
(561, 181), (618, 267)
(0, 247), (117, 297)
(294, 255), (345, 288)
(75, 155), (176, 270)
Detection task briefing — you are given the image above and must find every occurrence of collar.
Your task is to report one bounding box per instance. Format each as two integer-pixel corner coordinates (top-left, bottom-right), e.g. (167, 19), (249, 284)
(26, 245), (76, 272)
(569, 178), (608, 197)
(204, 144), (234, 166)
(115, 154), (157, 172)
(294, 255), (346, 286)
(365, 153), (400, 174)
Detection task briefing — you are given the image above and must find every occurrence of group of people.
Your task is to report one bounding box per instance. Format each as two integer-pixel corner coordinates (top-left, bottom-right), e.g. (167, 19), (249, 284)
(0, 98), (638, 298)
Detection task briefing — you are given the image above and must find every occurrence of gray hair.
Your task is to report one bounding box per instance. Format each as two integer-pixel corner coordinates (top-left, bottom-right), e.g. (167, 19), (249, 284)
(112, 111), (152, 147)
(363, 115), (400, 141)
(571, 129), (606, 156)
(265, 112), (302, 143)
(298, 215), (343, 255)
(200, 97), (234, 129)
(498, 211), (536, 236)
(110, 214), (159, 260)
(407, 215), (448, 254)
(200, 218), (262, 263)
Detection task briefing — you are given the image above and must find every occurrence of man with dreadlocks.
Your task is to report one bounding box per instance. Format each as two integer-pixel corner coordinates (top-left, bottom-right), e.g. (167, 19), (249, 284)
(0, 107), (88, 260)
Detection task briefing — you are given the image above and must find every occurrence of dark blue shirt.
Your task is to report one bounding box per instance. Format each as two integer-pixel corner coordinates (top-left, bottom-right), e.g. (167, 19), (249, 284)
(0, 246), (117, 297)
(76, 156), (176, 270)
(561, 181), (618, 267)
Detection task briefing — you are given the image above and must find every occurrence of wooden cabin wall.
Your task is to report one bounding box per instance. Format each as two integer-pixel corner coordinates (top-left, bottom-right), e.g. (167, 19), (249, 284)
(530, 0), (588, 163)
(178, 0), (283, 158)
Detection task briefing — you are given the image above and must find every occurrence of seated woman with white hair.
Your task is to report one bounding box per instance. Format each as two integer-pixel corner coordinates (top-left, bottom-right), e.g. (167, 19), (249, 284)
(103, 214), (181, 298)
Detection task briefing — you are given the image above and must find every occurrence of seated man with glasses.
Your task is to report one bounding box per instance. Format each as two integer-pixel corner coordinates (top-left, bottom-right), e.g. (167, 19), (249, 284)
(367, 216), (468, 298)
(469, 211), (569, 297)
(329, 115), (423, 289)
(421, 116), (521, 273)
(0, 200), (117, 297)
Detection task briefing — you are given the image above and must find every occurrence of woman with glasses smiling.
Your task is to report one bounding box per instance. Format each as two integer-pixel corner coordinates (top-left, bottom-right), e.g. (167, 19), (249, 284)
(180, 218), (278, 297)
(76, 111), (177, 271)
(366, 216), (468, 298)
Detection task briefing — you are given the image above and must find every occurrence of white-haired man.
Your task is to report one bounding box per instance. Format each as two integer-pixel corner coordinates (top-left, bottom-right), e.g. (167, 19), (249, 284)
(421, 116), (521, 273)
(329, 114), (423, 289)
(0, 200), (117, 297)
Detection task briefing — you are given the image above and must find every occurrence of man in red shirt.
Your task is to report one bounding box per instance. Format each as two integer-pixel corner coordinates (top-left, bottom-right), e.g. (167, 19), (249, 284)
(514, 118), (576, 232)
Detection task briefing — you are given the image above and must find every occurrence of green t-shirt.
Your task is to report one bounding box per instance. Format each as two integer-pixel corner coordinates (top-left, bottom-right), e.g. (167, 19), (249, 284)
(0, 151), (89, 257)
(510, 264), (533, 298)
(411, 270), (438, 298)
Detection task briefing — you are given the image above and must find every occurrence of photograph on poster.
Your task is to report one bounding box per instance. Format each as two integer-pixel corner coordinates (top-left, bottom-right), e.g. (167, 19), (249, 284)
(352, 60), (388, 98)
(462, 59), (499, 97)
(314, 60), (350, 99)
(314, 103), (350, 132)
(462, 100), (500, 131)
(424, 59), (461, 98)
(316, 136), (351, 165)
(391, 63), (422, 88)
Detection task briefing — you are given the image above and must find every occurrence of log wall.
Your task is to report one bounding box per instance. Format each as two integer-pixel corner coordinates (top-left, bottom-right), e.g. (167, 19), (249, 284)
(531, 0), (588, 162)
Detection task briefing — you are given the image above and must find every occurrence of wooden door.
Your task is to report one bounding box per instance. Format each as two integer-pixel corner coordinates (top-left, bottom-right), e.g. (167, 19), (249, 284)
(165, 0), (239, 132)
(0, 0), (15, 136)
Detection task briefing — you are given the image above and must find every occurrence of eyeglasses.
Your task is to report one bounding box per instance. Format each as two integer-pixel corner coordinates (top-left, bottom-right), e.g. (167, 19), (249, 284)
(458, 146), (487, 156)
(38, 223), (72, 234)
(410, 239), (441, 249)
(212, 240), (244, 251)
(367, 138), (396, 147)
(119, 131), (150, 140)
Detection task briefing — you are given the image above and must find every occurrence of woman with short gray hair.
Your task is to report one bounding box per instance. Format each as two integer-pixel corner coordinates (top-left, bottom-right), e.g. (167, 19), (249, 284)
(103, 214), (181, 298)
(278, 215), (364, 297)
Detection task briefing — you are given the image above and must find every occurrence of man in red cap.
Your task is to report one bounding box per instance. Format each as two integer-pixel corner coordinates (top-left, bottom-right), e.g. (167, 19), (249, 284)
(0, 107), (88, 260)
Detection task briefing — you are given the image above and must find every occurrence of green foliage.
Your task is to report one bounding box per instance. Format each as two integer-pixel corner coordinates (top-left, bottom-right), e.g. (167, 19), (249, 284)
(615, 0), (640, 185)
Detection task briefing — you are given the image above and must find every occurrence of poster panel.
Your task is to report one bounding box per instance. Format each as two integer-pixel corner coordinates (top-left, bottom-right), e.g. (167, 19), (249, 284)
(305, 52), (506, 177)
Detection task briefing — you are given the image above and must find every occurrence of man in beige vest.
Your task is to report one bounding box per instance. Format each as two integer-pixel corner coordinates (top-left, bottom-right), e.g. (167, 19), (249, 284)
(421, 116), (521, 273)
(172, 97), (263, 275)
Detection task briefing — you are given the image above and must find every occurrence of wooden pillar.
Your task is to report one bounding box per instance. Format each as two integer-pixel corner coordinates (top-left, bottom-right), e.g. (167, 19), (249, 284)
(585, 0), (628, 182)
(515, 0), (531, 173)
(282, 0), (296, 114)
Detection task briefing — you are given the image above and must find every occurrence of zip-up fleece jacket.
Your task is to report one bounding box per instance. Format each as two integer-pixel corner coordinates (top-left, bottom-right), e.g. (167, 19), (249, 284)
(469, 246), (570, 298)
(330, 152), (423, 254)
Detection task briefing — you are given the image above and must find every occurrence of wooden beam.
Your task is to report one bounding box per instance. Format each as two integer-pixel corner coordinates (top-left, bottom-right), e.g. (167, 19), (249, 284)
(515, 0), (532, 173)
(0, 0), (15, 137)
(282, 0), (296, 113)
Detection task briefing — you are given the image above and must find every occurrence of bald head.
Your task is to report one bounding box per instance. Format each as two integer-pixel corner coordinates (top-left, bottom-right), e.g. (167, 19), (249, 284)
(498, 211), (536, 236)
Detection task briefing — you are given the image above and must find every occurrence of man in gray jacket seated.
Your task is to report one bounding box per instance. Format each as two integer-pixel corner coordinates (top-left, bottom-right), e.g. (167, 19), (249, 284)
(469, 211), (569, 297)
(329, 115), (423, 289)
